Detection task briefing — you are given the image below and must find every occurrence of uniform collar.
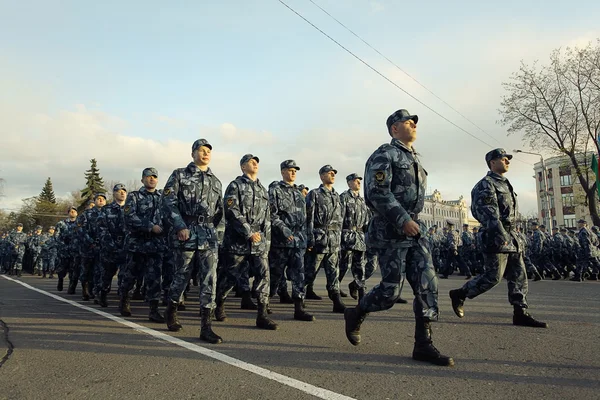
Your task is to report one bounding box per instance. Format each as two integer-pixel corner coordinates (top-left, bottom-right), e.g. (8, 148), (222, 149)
(319, 184), (336, 193)
(390, 138), (418, 155)
(186, 162), (213, 175)
(486, 171), (507, 181)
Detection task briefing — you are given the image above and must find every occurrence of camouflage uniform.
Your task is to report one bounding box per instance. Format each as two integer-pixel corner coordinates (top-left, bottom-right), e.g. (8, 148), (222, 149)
(268, 177), (308, 300)
(358, 138), (437, 319)
(460, 227), (476, 273)
(163, 161), (224, 308)
(575, 223), (600, 280)
(97, 200), (127, 294)
(8, 229), (27, 273)
(441, 227), (471, 278)
(55, 217), (81, 291)
(339, 180), (369, 291)
(40, 229), (58, 277)
(28, 229), (44, 274)
(78, 203), (104, 298)
(121, 186), (165, 302)
(460, 170), (527, 307)
(216, 172), (271, 305)
(304, 180), (343, 295)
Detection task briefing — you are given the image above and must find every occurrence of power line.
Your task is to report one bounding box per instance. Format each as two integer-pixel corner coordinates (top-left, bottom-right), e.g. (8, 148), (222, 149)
(277, 0), (533, 166)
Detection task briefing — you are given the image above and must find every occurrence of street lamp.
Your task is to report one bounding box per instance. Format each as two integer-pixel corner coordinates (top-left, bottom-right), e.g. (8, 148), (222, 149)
(514, 149), (553, 230)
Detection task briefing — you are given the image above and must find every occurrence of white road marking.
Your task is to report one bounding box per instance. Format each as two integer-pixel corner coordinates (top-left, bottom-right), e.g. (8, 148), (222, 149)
(2, 275), (355, 400)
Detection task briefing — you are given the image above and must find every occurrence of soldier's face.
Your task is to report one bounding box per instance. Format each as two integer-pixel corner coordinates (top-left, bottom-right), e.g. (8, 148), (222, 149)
(69, 209), (78, 218)
(48, 229), (55, 235)
(281, 168), (297, 183)
(320, 171), (335, 184)
(393, 119), (417, 143)
(348, 179), (361, 191)
(193, 146), (212, 166)
(142, 175), (158, 189)
(16, 227), (23, 232)
(242, 159), (259, 175)
(95, 197), (106, 208)
(114, 189), (127, 202)
(490, 157), (510, 174)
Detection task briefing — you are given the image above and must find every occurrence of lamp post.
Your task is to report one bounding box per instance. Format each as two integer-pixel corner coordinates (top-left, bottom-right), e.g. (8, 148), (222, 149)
(514, 149), (553, 230)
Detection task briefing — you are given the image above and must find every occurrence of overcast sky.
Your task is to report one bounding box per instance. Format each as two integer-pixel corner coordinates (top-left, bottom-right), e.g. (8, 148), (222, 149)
(1, 0), (599, 216)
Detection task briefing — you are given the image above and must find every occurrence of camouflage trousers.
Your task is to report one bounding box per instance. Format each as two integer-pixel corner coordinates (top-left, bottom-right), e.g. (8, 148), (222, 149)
(12, 249), (25, 271)
(80, 253), (102, 295)
(120, 252), (163, 302)
(162, 250), (176, 293)
(169, 249), (218, 309)
(31, 253), (42, 272)
(217, 253), (270, 304)
(304, 251), (340, 293)
(339, 249), (366, 286)
(100, 254), (125, 292)
(268, 247), (306, 300)
(442, 251), (471, 277)
(462, 252), (528, 309)
(42, 256), (57, 273)
(57, 253), (81, 283)
(359, 239), (439, 322)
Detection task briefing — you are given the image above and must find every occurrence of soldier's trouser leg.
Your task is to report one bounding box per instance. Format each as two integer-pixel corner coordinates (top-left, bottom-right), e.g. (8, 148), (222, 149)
(349, 250), (366, 287)
(197, 249), (218, 309)
(79, 256), (94, 284)
(14, 250), (25, 271)
(101, 259), (121, 292)
(339, 250), (352, 283)
(364, 249), (378, 286)
(236, 261), (251, 293)
(271, 248), (306, 300)
(462, 252), (528, 308)
(216, 254), (250, 302)
(441, 253), (454, 277)
(456, 253), (472, 277)
(268, 248), (285, 296)
(69, 255), (81, 283)
(247, 254), (270, 304)
(360, 241), (439, 321)
(142, 253), (163, 302)
(161, 251), (175, 294)
(120, 252), (143, 295)
(169, 250), (195, 304)
(304, 252), (324, 287)
(57, 256), (68, 279)
(93, 255), (103, 296)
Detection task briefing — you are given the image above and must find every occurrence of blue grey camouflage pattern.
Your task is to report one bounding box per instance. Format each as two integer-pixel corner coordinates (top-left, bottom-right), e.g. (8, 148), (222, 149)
(98, 201), (127, 292)
(339, 189), (369, 289)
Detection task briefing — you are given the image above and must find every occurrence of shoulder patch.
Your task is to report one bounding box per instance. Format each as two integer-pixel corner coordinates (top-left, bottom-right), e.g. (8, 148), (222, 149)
(163, 188), (171, 196)
(124, 206), (131, 213)
(375, 171), (385, 182)
(483, 197), (493, 205)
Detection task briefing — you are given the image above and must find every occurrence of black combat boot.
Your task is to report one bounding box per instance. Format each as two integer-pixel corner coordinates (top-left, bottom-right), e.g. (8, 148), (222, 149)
(165, 301), (182, 332)
(214, 300), (227, 322)
(240, 291), (258, 310)
(328, 290), (346, 313)
(339, 289), (349, 298)
(16, 269), (22, 277)
(67, 279), (77, 294)
(81, 282), (90, 301)
(132, 285), (143, 300)
(412, 319), (454, 366)
(37, 269), (42, 277)
(449, 288), (466, 318)
(396, 297), (408, 304)
(348, 281), (359, 300)
(278, 289), (294, 304)
(161, 290), (169, 306)
(256, 302), (278, 330)
(49, 272), (54, 279)
(200, 308), (223, 344)
(119, 295), (132, 317)
(358, 288), (366, 301)
(344, 304), (368, 346)
(57, 277), (64, 292)
(305, 285), (322, 300)
(513, 307), (548, 328)
(293, 299), (315, 321)
(99, 290), (108, 308)
(532, 270), (543, 281)
(177, 301), (186, 311)
(148, 300), (165, 323)
(42, 271), (47, 278)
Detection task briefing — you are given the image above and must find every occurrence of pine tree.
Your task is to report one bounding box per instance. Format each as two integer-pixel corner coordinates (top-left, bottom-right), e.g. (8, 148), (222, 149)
(39, 177), (56, 204)
(80, 159), (106, 209)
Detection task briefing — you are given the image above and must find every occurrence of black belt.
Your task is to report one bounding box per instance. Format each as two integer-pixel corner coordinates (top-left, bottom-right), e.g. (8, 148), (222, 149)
(183, 215), (214, 225)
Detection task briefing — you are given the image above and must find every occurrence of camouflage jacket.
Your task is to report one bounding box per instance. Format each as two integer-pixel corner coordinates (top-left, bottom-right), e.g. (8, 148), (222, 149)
(55, 219), (78, 255)
(471, 171), (519, 253)
(531, 230), (544, 255)
(7, 231), (27, 254)
(552, 232), (564, 254)
(223, 175), (271, 255)
(98, 201), (127, 261)
(578, 227), (595, 259)
(340, 189), (368, 251)
(40, 233), (58, 258)
(461, 231), (475, 248)
(124, 187), (166, 254)
(364, 139), (427, 249)
(78, 207), (104, 257)
(27, 233), (44, 255)
(446, 230), (461, 252)
(306, 185), (343, 253)
(542, 232), (554, 256)
(268, 180), (307, 249)
(162, 163), (224, 251)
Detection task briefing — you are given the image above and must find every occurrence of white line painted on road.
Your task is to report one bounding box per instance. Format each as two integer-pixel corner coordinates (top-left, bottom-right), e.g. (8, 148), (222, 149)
(1, 275), (355, 400)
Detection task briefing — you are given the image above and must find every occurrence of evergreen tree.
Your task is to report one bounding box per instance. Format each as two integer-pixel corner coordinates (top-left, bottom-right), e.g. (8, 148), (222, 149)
(80, 159), (106, 209)
(39, 177), (56, 203)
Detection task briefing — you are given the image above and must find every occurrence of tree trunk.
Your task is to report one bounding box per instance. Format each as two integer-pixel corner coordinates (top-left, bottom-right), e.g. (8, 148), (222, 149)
(585, 187), (600, 226)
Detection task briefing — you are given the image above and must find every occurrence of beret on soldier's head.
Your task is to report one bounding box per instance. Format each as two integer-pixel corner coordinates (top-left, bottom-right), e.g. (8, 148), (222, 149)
(319, 165), (337, 175)
(485, 148), (513, 164)
(240, 154), (259, 166)
(49, 226), (55, 230)
(280, 159), (300, 170)
(17, 223), (23, 227)
(192, 138), (212, 152)
(346, 173), (363, 182)
(530, 221), (539, 226)
(35, 225), (42, 230)
(142, 167), (158, 178)
(539, 224), (545, 228)
(386, 109), (418, 131)
(577, 218), (587, 224)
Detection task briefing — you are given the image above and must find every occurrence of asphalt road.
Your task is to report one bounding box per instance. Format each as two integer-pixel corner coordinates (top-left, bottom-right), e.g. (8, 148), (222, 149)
(1, 272), (599, 400)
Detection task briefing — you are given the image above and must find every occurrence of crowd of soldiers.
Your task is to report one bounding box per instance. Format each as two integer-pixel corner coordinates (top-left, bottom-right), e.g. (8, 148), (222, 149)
(423, 219), (600, 282)
(1, 114), (599, 367)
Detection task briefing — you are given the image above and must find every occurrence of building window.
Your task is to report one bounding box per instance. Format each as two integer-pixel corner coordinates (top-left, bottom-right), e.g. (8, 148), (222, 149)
(550, 197), (555, 208)
(564, 215), (576, 228)
(560, 174), (572, 186)
(562, 193), (574, 207)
